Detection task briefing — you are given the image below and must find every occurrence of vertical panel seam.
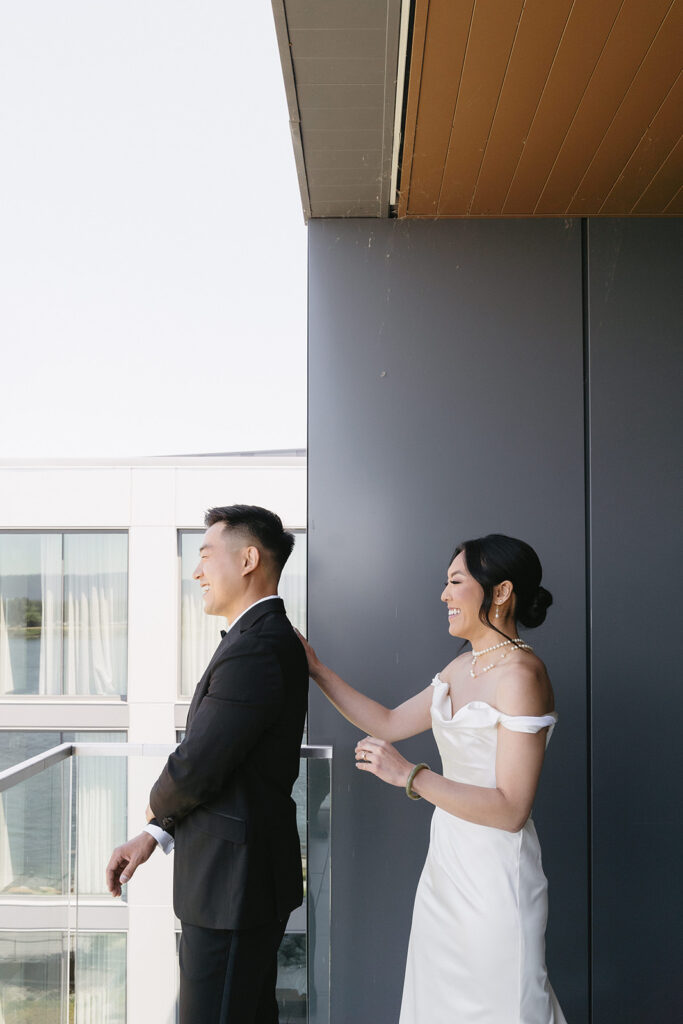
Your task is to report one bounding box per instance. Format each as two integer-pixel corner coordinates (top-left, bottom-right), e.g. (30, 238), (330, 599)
(306, 226), (312, 748)
(581, 216), (593, 1023)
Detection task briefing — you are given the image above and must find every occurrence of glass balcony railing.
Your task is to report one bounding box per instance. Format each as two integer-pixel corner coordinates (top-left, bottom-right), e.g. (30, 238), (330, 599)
(0, 742), (331, 1024)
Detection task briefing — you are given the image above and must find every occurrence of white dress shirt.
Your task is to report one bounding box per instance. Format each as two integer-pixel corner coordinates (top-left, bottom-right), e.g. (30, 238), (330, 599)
(143, 595), (279, 854)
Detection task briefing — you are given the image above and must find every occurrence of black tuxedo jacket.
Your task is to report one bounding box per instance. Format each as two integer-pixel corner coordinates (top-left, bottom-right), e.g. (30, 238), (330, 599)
(150, 598), (308, 929)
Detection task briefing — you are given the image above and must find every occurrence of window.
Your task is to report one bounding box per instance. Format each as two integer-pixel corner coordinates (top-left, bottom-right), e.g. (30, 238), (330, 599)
(0, 930), (126, 1024)
(73, 932), (126, 1023)
(0, 532), (128, 698)
(0, 732), (126, 897)
(0, 930), (66, 1022)
(178, 529), (306, 697)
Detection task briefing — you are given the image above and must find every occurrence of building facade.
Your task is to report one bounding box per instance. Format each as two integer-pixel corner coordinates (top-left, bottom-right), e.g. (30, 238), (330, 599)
(0, 453), (308, 1023)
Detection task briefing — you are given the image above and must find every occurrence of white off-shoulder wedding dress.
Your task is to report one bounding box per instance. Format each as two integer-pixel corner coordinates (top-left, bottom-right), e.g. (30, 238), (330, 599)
(399, 676), (567, 1024)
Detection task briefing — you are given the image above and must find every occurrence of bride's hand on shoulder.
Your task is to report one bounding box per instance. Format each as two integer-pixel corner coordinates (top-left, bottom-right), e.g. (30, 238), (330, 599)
(295, 628), (324, 679)
(355, 736), (412, 789)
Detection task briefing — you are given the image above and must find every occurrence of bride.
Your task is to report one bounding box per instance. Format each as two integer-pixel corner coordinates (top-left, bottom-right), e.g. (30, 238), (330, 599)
(299, 533), (567, 1023)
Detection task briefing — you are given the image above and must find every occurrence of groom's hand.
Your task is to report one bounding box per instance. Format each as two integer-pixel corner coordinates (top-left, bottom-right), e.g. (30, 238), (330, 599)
(106, 832), (157, 897)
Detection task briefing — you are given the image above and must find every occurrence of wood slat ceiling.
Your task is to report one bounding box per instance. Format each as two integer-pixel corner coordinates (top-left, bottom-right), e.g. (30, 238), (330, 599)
(398, 0), (683, 217)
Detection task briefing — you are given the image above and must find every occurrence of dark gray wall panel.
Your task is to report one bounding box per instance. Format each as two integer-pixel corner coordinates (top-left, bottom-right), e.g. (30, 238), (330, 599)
(588, 218), (683, 1024)
(308, 219), (588, 1022)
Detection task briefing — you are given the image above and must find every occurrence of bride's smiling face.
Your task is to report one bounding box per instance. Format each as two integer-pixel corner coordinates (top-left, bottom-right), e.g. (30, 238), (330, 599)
(440, 550), (484, 638)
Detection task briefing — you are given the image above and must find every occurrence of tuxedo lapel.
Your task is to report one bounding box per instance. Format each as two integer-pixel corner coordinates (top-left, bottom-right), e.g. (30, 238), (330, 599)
(187, 630), (230, 725)
(186, 666), (210, 727)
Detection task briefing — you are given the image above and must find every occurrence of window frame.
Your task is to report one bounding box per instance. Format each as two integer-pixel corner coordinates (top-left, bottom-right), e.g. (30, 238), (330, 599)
(0, 529), (129, 702)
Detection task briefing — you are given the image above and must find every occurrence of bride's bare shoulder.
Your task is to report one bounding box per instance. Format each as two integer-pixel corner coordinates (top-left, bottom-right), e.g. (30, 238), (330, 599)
(495, 653), (555, 716)
(438, 649), (471, 684)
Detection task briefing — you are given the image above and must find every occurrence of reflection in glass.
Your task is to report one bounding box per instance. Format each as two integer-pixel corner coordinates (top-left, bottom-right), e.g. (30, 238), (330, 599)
(0, 931), (67, 1024)
(0, 732), (126, 896)
(0, 532), (128, 696)
(277, 932), (307, 1021)
(0, 931), (126, 1024)
(307, 757), (331, 1024)
(289, 758), (305, 865)
(75, 932), (126, 1024)
(179, 529), (306, 696)
(0, 743), (70, 897)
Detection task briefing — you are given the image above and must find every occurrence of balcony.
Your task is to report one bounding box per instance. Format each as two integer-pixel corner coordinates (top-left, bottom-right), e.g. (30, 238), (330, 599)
(0, 742), (331, 1024)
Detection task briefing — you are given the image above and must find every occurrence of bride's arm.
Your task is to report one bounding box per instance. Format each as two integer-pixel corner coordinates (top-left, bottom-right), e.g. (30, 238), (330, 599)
(297, 631), (433, 741)
(398, 727), (546, 832)
(356, 667), (552, 832)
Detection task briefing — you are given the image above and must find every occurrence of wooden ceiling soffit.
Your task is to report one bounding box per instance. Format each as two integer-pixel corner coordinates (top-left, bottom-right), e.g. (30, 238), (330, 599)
(398, 0), (683, 217)
(273, 0), (402, 219)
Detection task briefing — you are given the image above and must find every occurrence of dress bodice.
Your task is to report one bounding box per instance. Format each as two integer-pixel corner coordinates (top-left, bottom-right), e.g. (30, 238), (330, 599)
(430, 675), (558, 789)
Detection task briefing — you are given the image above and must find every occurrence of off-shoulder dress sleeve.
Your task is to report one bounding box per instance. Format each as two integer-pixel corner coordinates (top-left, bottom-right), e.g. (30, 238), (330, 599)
(498, 711), (557, 745)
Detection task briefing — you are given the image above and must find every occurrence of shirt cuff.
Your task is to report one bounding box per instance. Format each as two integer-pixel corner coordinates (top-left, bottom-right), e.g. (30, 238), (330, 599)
(143, 823), (175, 854)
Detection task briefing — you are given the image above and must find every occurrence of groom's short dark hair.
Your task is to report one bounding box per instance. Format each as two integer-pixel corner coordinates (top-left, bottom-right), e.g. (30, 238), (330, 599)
(204, 504), (295, 574)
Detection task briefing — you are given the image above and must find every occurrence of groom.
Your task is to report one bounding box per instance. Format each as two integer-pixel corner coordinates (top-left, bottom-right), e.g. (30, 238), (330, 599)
(106, 505), (308, 1023)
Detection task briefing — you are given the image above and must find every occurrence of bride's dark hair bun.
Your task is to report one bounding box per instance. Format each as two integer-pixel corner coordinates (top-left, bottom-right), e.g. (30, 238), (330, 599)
(517, 585), (553, 629)
(451, 534), (552, 631)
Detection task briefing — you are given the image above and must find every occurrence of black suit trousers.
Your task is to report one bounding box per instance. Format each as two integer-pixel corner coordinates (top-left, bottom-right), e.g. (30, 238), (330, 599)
(178, 916), (288, 1024)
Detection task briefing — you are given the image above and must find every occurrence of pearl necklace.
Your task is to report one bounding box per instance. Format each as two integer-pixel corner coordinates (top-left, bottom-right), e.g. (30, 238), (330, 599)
(470, 638), (533, 678)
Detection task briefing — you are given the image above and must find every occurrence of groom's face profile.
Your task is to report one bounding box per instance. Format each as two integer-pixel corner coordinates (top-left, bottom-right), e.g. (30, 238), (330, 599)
(193, 522), (253, 621)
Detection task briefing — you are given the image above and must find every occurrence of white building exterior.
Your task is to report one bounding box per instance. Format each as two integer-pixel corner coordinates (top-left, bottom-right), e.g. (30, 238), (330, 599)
(0, 453), (307, 1024)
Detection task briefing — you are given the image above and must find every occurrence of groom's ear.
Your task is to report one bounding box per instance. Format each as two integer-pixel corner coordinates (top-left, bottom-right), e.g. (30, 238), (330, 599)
(241, 544), (261, 575)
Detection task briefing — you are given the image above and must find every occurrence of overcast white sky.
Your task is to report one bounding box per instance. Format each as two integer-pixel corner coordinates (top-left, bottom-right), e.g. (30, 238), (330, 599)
(0, 2), (307, 458)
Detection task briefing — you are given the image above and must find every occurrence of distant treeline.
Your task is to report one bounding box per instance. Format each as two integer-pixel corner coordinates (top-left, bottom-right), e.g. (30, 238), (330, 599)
(1, 573), (127, 601)
(2, 597), (42, 628)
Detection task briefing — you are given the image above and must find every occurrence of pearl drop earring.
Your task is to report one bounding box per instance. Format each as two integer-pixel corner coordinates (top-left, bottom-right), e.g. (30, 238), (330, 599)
(495, 604), (500, 619)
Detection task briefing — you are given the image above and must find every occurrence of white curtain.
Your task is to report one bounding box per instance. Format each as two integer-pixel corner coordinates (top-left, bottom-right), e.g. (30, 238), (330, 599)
(75, 750), (126, 895)
(75, 933), (126, 1024)
(280, 534), (307, 633)
(180, 583), (225, 696)
(38, 533), (62, 695)
(63, 535), (127, 696)
(0, 599), (13, 697)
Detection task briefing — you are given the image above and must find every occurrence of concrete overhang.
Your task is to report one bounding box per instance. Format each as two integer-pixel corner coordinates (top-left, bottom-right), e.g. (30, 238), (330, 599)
(272, 0), (404, 218)
(273, 0), (683, 219)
